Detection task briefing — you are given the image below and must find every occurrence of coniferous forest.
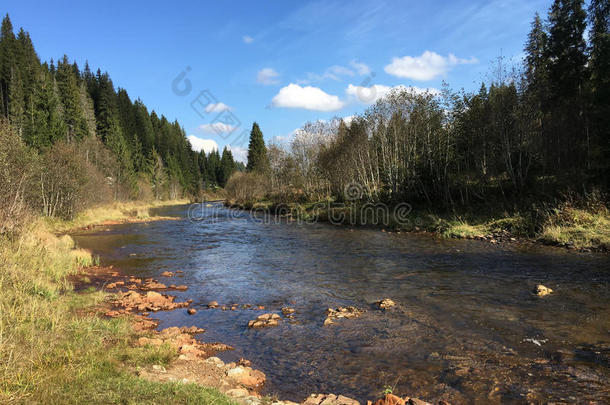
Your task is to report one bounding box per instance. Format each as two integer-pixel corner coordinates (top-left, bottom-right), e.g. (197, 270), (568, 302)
(0, 14), (237, 223)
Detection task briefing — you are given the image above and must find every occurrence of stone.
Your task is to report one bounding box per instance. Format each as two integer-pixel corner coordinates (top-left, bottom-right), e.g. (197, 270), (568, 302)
(282, 307), (296, 315)
(324, 306), (364, 325)
(226, 365), (266, 389)
(304, 394), (360, 405)
(534, 284), (553, 297)
(226, 388), (250, 398)
(160, 271), (173, 277)
(408, 399), (432, 405)
(376, 298), (396, 310)
(142, 280), (167, 290)
(174, 285), (188, 291)
(248, 313), (281, 328)
(187, 308), (197, 315)
(368, 394), (406, 405)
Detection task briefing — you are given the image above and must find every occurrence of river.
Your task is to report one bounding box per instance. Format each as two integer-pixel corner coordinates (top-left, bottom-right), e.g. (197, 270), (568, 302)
(72, 203), (610, 403)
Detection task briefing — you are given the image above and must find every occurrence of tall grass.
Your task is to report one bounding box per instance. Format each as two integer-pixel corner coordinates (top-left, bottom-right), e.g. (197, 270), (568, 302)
(0, 213), (234, 404)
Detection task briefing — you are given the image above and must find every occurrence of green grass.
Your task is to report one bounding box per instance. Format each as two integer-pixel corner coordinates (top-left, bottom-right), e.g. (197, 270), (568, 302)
(228, 197), (609, 250)
(540, 205), (610, 250)
(0, 214), (235, 404)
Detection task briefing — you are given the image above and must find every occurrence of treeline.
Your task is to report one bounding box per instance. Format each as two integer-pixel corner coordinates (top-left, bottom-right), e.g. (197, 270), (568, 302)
(0, 14), (239, 223)
(232, 0), (608, 211)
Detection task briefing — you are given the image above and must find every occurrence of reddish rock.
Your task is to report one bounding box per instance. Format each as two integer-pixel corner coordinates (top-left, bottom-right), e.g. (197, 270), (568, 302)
(160, 271), (173, 277)
(187, 308), (197, 315)
(207, 301), (219, 308)
(225, 365), (266, 389)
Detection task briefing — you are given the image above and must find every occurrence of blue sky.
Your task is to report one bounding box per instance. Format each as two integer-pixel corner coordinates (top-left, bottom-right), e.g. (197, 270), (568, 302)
(5, 0), (550, 162)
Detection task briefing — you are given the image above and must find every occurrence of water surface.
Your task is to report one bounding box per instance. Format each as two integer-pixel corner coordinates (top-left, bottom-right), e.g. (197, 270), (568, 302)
(73, 203), (610, 403)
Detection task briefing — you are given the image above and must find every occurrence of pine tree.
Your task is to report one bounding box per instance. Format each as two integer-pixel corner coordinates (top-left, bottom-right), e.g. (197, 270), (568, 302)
(545, 0), (588, 170)
(0, 14), (16, 118)
(246, 122), (270, 173)
(219, 146), (236, 187)
(588, 0), (610, 177)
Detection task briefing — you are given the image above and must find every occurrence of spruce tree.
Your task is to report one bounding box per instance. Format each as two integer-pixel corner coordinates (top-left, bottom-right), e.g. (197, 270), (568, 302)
(246, 122), (270, 173)
(546, 0), (588, 170)
(219, 146), (236, 187)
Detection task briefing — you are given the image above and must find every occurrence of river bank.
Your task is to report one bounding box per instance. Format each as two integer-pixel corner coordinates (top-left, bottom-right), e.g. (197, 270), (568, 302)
(224, 198), (610, 253)
(0, 200), (236, 404)
(1, 200), (437, 404)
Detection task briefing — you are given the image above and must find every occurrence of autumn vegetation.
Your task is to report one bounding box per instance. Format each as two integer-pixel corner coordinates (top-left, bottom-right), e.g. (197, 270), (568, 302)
(227, 0), (609, 250)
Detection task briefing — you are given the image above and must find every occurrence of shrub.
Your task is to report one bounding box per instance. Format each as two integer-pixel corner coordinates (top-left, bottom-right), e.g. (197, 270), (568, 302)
(224, 171), (268, 205)
(0, 119), (36, 236)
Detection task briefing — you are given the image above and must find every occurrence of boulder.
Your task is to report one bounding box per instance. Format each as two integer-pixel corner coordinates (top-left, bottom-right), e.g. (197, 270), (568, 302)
(282, 307), (296, 315)
(534, 284), (553, 297)
(303, 394), (360, 405)
(208, 301), (219, 308)
(248, 313), (281, 328)
(324, 306), (364, 326)
(367, 394), (406, 405)
(376, 299), (396, 310)
(226, 365), (266, 389)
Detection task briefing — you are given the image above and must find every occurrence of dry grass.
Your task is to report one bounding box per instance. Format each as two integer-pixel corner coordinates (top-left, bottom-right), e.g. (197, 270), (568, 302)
(45, 199), (189, 234)
(540, 205), (610, 250)
(0, 206), (234, 404)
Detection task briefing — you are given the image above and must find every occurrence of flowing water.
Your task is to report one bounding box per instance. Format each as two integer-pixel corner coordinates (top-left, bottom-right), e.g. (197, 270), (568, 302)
(73, 203), (610, 403)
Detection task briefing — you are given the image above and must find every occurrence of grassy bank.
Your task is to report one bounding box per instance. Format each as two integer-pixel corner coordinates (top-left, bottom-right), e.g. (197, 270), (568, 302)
(226, 198), (610, 251)
(0, 201), (235, 404)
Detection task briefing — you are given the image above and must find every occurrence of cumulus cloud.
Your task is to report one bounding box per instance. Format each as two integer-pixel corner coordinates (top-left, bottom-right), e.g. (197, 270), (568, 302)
(242, 35), (254, 44)
(271, 83), (344, 111)
(384, 51), (478, 81)
(257, 68), (280, 85)
(346, 83), (440, 104)
(204, 102), (232, 113)
(187, 135), (218, 153)
(227, 145), (248, 163)
(199, 122), (236, 134)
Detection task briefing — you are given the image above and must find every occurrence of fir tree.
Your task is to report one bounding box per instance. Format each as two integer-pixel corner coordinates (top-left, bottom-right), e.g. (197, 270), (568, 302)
(246, 122), (270, 173)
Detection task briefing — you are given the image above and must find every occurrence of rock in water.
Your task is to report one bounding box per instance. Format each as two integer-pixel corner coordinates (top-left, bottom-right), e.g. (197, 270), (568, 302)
(376, 298), (396, 310)
(534, 284), (553, 297)
(247, 313), (281, 328)
(324, 306), (365, 326)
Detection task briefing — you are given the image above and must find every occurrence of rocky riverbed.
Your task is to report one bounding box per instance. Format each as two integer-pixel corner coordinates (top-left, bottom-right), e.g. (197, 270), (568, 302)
(72, 266), (439, 405)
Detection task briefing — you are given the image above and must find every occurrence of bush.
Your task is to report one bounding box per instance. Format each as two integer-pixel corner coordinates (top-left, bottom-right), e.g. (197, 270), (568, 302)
(36, 141), (113, 219)
(224, 172), (268, 204)
(0, 119), (36, 236)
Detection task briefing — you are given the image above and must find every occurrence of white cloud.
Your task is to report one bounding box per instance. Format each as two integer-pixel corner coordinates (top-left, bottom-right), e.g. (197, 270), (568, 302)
(227, 145), (248, 163)
(242, 35), (254, 44)
(257, 68), (280, 85)
(204, 102), (232, 113)
(298, 62), (369, 84)
(349, 61), (371, 75)
(346, 83), (440, 104)
(187, 135), (218, 153)
(199, 122), (236, 133)
(384, 51), (478, 81)
(271, 83), (344, 111)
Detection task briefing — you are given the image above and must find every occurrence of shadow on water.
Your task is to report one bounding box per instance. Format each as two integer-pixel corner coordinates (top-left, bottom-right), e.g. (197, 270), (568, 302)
(73, 203), (610, 403)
